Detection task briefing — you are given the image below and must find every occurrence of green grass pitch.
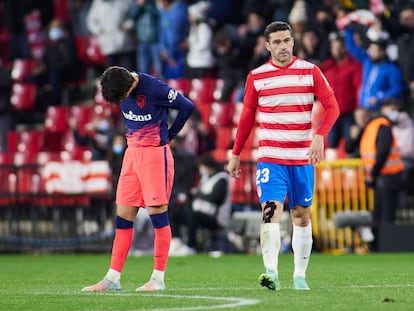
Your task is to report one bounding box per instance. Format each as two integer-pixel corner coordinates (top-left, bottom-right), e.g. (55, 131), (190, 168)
(0, 253), (413, 310)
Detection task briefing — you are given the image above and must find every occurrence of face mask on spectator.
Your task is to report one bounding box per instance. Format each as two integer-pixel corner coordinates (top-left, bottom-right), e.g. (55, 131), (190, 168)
(49, 28), (64, 41)
(97, 120), (110, 131)
(112, 145), (124, 155)
(387, 110), (399, 123)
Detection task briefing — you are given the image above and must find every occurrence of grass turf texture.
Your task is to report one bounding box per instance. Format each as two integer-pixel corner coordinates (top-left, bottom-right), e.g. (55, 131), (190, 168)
(0, 253), (413, 311)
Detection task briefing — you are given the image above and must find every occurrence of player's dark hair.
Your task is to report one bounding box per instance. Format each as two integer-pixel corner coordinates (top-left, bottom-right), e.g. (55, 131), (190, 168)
(100, 66), (135, 104)
(264, 21), (293, 41)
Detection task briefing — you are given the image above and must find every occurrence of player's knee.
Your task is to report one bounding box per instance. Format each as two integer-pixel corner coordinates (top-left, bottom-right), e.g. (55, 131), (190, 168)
(262, 201), (277, 223)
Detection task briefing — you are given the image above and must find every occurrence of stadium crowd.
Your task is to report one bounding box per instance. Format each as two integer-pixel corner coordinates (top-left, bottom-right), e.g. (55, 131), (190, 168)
(1, 0), (414, 254)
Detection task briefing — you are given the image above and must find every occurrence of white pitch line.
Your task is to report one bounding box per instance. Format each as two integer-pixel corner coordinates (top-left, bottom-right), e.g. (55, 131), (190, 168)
(27, 291), (260, 310)
(140, 294), (260, 311)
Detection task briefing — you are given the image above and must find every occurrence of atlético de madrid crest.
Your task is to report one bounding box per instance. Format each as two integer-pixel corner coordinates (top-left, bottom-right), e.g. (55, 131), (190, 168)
(136, 95), (146, 108)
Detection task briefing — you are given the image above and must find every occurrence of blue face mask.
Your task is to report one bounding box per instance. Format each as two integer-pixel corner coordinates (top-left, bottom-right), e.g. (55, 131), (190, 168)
(387, 110), (399, 122)
(49, 28), (64, 41)
(112, 145), (124, 155)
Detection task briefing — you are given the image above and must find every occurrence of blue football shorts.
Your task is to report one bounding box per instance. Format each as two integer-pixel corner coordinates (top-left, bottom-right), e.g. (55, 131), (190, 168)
(256, 162), (314, 209)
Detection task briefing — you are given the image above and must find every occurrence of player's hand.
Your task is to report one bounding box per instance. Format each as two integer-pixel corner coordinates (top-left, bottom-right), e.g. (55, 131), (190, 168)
(308, 134), (324, 165)
(227, 155), (241, 178)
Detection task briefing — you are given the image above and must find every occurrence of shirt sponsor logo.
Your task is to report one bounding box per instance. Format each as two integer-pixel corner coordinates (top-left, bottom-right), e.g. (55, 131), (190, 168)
(122, 110), (152, 122)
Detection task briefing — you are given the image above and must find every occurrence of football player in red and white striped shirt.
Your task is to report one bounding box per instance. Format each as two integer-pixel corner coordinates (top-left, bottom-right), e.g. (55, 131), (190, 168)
(227, 21), (339, 291)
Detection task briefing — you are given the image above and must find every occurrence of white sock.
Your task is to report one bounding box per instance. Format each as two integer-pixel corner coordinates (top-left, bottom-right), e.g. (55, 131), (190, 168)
(151, 269), (165, 283)
(105, 268), (121, 283)
(292, 222), (313, 278)
(260, 223), (281, 275)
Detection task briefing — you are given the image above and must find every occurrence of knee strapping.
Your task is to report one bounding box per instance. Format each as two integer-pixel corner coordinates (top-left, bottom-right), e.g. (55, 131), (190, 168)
(263, 201), (277, 223)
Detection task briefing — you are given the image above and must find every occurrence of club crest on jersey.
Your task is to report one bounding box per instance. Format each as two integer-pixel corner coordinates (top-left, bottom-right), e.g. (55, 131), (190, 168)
(136, 95), (146, 108)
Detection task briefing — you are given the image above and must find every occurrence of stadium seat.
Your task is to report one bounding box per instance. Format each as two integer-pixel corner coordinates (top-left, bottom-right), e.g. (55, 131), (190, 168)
(167, 78), (191, 96)
(194, 103), (212, 126)
(70, 104), (94, 135)
(0, 153), (17, 206)
(6, 131), (19, 153)
(17, 130), (44, 153)
(189, 78), (217, 104)
(232, 102), (243, 125)
(214, 127), (233, 150)
(209, 101), (234, 127)
(11, 59), (35, 82)
(54, 0), (69, 21)
(10, 83), (37, 111)
(44, 105), (70, 132)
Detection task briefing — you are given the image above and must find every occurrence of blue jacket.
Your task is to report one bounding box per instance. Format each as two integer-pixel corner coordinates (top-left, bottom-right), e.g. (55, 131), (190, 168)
(344, 28), (404, 110)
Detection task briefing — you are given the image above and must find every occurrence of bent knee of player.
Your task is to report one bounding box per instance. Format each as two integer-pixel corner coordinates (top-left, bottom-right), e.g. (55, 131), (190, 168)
(291, 205), (311, 226)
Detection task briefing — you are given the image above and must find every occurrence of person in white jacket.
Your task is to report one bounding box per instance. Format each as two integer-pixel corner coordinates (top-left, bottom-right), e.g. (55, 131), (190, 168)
(87, 0), (136, 69)
(184, 1), (215, 79)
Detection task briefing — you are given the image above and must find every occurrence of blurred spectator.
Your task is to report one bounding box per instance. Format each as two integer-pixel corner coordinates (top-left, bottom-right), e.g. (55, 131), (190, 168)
(87, 0), (136, 70)
(288, 0), (309, 39)
(69, 0), (93, 36)
(236, 12), (266, 64)
(0, 59), (14, 152)
(320, 32), (362, 149)
(184, 1), (215, 79)
(168, 134), (197, 256)
(296, 28), (329, 64)
(108, 133), (127, 189)
(70, 108), (119, 161)
(188, 153), (232, 254)
(213, 29), (246, 102)
(360, 102), (404, 250)
(30, 18), (82, 106)
(158, 0), (189, 79)
(267, 0), (295, 23)
(129, 0), (162, 77)
(344, 25), (404, 111)
(345, 107), (371, 158)
(380, 98), (414, 184)
(3, 0), (54, 61)
(396, 5), (414, 112)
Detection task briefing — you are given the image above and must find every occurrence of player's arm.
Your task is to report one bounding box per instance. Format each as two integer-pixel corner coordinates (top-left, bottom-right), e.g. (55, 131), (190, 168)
(228, 73), (257, 177)
(308, 66), (340, 164)
(168, 92), (195, 140)
(312, 66), (340, 137)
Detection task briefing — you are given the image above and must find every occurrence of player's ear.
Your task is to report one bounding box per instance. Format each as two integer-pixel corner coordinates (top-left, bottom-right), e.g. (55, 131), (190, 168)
(265, 41), (271, 52)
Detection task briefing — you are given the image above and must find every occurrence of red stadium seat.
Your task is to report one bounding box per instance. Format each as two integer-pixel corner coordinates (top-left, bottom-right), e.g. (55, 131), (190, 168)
(70, 104), (94, 134)
(189, 78), (217, 105)
(209, 101), (234, 128)
(44, 105), (70, 132)
(167, 78), (191, 96)
(214, 127), (234, 150)
(194, 103), (212, 126)
(17, 130), (44, 153)
(10, 83), (37, 111)
(11, 59), (35, 82)
(6, 131), (19, 153)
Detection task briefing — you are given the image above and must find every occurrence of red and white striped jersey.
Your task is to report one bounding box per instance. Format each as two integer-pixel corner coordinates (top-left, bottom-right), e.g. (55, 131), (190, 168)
(233, 57), (339, 165)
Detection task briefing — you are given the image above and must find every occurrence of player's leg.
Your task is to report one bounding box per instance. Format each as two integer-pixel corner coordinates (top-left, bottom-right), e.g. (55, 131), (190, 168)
(82, 147), (142, 292)
(290, 165), (314, 290)
(256, 163), (287, 290)
(291, 205), (312, 290)
(81, 205), (139, 292)
(136, 204), (171, 291)
(136, 145), (174, 291)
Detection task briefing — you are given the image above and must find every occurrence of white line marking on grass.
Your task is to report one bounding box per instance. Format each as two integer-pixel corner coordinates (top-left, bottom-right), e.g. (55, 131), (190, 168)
(140, 294), (260, 311)
(29, 291), (260, 310)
